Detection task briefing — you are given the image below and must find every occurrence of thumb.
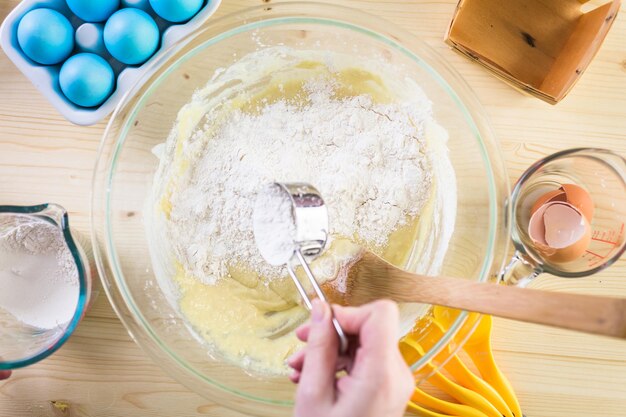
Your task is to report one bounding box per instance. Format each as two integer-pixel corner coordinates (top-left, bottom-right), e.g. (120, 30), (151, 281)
(297, 299), (338, 404)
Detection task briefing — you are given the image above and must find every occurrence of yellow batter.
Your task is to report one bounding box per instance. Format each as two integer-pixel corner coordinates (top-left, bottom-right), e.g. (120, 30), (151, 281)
(152, 50), (449, 375)
(172, 222), (426, 374)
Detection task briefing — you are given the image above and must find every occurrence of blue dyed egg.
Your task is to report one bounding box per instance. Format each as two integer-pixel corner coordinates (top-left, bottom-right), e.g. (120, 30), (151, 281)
(120, 0), (151, 12)
(149, 0), (203, 23)
(66, 0), (120, 23)
(75, 23), (106, 55)
(59, 53), (114, 107)
(103, 8), (159, 65)
(17, 8), (74, 65)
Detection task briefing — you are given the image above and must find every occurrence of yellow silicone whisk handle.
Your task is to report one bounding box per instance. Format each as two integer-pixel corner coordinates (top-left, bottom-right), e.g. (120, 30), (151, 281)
(432, 307), (524, 417)
(464, 315), (524, 417)
(402, 338), (502, 417)
(411, 387), (489, 417)
(424, 319), (514, 417)
(407, 400), (461, 417)
(444, 354), (514, 417)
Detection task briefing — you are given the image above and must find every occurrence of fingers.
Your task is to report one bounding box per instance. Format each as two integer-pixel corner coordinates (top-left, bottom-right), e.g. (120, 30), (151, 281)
(334, 300), (403, 404)
(336, 374), (355, 393)
(296, 302), (395, 340)
(295, 299), (338, 404)
(334, 300), (399, 356)
(291, 301), (400, 378)
(399, 362), (416, 404)
(287, 349), (306, 372)
(295, 323), (310, 341)
(331, 300), (398, 333)
(288, 348), (352, 377)
(293, 300), (409, 417)
(0, 370), (11, 380)
(289, 370), (301, 383)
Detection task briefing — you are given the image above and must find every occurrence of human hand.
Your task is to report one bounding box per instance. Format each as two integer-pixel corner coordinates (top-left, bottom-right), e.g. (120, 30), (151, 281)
(0, 370), (11, 380)
(288, 300), (414, 417)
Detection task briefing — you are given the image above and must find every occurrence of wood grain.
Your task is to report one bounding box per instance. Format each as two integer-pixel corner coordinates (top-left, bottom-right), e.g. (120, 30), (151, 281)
(446, 0), (622, 103)
(345, 251), (626, 338)
(1, 0), (625, 416)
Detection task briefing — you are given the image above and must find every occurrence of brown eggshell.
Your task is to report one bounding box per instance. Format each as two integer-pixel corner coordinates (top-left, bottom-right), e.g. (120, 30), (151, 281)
(530, 189), (567, 216)
(539, 219), (591, 263)
(529, 201), (591, 263)
(528, 202), (550, 245)
(560, 184), (594, 222)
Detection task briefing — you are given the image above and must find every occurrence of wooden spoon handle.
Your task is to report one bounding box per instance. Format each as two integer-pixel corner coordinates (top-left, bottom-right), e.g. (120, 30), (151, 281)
(398, 272), (626, 339)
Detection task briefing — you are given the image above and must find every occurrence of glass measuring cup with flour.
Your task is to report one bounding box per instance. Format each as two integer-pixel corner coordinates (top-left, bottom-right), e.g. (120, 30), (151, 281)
(503, 148), (626, 286)
(0, 204), (92, 370)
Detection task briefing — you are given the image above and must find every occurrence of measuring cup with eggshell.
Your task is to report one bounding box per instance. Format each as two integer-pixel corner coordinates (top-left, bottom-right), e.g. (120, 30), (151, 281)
(502, 148), (626, 286)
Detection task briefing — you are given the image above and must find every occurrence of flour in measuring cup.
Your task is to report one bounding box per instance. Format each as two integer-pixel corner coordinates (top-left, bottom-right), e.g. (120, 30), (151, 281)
(253, 184), (298, 266)
(0, 215), (79, 329)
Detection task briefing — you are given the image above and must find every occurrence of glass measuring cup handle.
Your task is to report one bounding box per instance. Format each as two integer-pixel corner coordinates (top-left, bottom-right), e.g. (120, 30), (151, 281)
(499, 251), (541, 287)
(37, 204), (95, 305)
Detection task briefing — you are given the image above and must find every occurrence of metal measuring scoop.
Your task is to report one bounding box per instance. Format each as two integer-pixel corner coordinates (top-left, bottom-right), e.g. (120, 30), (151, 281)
(253, 182), (349, 354)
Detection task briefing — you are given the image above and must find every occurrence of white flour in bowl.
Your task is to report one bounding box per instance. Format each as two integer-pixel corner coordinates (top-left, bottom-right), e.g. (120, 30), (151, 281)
(165, 79), (433, 284)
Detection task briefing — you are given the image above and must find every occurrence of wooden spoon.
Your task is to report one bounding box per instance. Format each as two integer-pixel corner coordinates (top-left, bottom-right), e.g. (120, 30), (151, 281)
(332, 251), (626, 339)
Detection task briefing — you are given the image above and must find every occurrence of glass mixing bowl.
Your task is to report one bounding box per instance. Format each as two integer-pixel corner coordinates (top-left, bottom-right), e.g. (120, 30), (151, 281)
(91, 3), (510, 415)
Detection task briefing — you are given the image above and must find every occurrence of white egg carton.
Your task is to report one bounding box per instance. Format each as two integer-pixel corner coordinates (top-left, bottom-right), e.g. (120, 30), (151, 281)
(0, 0), (221, 126)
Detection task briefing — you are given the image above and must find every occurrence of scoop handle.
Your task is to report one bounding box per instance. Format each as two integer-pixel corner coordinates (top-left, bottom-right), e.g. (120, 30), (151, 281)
(397, 272), (626, 339)
(287, 250), (350, 354)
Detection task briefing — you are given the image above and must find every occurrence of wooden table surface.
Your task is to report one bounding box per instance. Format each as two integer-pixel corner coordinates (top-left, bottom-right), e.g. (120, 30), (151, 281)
(1, 0), (625, 416)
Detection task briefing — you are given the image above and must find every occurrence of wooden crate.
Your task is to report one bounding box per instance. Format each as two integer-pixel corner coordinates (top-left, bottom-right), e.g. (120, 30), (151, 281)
(445, 0), (621, 104)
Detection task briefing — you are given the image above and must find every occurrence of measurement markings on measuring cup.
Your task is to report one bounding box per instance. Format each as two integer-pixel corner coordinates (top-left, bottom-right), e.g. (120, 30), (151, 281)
(584, 223), (625, 267)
